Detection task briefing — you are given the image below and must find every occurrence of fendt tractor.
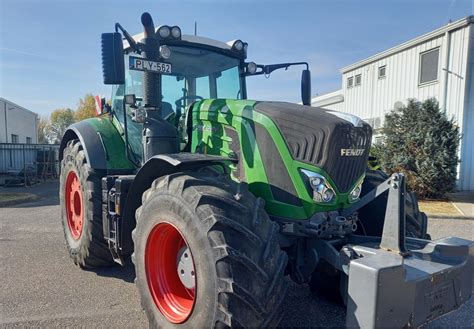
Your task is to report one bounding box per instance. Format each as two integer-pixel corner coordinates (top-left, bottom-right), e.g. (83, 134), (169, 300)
(59, 12), (473, 328)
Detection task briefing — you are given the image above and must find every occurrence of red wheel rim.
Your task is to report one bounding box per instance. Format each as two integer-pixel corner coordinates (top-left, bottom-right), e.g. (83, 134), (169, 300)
(65, 171), (83, 240)
(145, 222), (196, 323)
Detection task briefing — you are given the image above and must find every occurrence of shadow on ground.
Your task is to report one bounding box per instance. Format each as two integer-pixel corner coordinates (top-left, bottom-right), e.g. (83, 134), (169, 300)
(1, 180), (59, 207)
(84, 259), (136, 284)
(10, 196), (60, 207)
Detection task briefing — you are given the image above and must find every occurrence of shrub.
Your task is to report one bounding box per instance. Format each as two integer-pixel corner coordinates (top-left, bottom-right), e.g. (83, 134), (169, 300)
(377, 98), (460, 199)
(368, 146), (382, 170)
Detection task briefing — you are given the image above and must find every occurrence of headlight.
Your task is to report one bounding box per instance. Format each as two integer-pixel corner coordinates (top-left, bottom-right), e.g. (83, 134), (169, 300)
(158, 26), (171, 38)
(322, 189), (335, 203)
(171, 26), (181, 39)
(246, 62), (257, 74)
(159, 45), (171, 59)
(300, 169), (336, 204)
(349, 181), (363, 203)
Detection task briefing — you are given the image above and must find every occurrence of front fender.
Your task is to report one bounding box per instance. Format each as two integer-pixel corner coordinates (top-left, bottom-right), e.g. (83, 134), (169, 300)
(120, 153), (236, 254)
(59, 117), (135, 171)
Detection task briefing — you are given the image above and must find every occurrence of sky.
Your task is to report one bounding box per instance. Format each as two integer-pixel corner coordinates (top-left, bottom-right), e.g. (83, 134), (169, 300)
(0, 0), (473, 117)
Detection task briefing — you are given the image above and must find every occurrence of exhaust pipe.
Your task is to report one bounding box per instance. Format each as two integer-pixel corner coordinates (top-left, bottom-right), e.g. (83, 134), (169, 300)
(139, 12), (179, 163)
(141, 12), (156, 38)
(141, 12), (161, 109)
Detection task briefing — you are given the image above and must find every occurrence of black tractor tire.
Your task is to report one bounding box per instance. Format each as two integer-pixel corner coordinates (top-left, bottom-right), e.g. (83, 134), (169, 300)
(357, 169), (429, 239)
(132, 171), (288, 328)
(60, 139), (114, 268)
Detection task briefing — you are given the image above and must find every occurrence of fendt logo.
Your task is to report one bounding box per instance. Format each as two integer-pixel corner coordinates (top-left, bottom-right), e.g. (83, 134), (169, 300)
(340, 149), (365, 156)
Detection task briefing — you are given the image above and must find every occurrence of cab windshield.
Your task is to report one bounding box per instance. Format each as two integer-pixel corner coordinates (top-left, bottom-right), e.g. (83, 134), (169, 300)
(112, 46), (244, 161)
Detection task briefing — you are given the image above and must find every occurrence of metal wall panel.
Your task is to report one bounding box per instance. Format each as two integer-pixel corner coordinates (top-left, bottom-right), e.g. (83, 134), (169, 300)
(459, 25), (474, 190)
(316, 24), (473, 190)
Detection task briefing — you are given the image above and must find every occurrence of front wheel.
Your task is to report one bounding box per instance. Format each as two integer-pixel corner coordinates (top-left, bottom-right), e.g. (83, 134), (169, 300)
(357, 170), (429, 239)
(132, 172), (288, 328)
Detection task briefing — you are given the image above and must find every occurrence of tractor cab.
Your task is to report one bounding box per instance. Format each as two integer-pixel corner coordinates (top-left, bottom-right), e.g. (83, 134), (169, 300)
(112, 33), (248, 161)
(102, 19), (311, 163)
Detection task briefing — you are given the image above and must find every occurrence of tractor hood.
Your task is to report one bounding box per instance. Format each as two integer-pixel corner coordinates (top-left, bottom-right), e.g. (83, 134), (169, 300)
(253, 101), (372, 193)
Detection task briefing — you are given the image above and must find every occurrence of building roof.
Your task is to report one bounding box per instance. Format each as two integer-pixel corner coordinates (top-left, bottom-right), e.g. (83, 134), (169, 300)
(341, 15), (474, 73)
(0, 97), (37, 117)
(311, 90), (343, 107)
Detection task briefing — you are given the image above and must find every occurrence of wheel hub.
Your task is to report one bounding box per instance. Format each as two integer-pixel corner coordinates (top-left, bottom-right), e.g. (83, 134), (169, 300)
(177, 246), (195, 289)
(65, 171), (83, 240)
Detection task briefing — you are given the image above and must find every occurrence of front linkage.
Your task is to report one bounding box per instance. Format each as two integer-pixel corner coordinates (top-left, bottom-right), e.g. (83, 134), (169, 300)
(327, 173), (473, 327)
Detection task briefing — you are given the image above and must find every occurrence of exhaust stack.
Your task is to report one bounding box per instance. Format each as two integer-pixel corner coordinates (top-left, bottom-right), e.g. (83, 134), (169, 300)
(141, 12), (161, 109)
(139, 12), (179, 163)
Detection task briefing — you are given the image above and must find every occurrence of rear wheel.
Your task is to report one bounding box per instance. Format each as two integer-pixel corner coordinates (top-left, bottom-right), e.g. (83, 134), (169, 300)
(60, 139), (114, 268)
(132, 171), (288, 328)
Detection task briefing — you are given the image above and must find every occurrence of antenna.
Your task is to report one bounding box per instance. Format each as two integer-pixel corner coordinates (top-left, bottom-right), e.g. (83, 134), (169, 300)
(194, 21), (197, 36)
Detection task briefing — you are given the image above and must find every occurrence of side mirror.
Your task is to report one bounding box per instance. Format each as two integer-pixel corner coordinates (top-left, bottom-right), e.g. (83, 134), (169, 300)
(301, 69), (311, 106)
(124, 94), (137, 107)
(101, 33), (125, 85)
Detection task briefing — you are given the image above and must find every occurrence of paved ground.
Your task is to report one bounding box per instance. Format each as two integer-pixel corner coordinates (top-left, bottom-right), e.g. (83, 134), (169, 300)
(0, 181), (472, 328)
(448, 191), (474, 217)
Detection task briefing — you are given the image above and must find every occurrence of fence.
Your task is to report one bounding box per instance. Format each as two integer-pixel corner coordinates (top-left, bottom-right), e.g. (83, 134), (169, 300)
(0, 143), (60, 186)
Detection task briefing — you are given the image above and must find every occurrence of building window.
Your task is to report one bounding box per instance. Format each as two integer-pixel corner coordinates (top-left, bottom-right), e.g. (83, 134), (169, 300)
(26, 137), (32, 144)
(378, 65), (386, 79)
(419, 48), (439, 84)
(355, 74), (362, 86)
(11, 134), (19, 143)
(375, 136), (384, 144)
(347, 76), (354, 88)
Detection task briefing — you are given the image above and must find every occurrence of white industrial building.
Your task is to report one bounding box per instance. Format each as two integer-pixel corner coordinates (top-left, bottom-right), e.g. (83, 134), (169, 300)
(0, 97), (38, 144)
(312, 16), (474, 191)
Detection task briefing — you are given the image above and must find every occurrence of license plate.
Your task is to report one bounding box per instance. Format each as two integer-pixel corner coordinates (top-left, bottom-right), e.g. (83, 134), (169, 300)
(129, 56), (172, 74)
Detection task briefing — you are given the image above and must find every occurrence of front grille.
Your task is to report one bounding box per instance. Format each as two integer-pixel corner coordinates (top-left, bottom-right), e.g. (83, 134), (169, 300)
(323, 124), (371, 192)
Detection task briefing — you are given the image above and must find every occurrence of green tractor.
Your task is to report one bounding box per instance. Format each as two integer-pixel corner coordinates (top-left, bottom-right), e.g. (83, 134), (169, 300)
(59, 12), (473, 328)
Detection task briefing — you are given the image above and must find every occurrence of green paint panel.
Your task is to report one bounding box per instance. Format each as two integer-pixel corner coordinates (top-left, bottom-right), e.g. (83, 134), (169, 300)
(191, 99), (364, 220)
(83, 117), (135, 170)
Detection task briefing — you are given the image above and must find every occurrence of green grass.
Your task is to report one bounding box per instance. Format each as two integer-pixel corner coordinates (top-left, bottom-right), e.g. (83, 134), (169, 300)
(0, 193), (35, 203)
(419, 200), (462, 216)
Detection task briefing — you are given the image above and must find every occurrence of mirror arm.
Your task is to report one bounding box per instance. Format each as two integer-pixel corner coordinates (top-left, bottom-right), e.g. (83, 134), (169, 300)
(246, 62), (309, 76)
(115, 23), (141, 54)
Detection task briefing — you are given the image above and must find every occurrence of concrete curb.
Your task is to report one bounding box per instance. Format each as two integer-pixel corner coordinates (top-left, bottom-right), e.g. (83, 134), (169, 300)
(427, 214), (474, 220)
(0, 193), (39, 207)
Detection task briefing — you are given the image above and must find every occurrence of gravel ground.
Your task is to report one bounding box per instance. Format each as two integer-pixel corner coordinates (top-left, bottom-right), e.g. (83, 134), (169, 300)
(0, 183), (472, 328)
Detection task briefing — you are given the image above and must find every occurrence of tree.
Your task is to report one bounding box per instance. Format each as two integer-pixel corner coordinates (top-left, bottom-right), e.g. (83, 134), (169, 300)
(46, 108), (75, 144)
(37, 116), (49, 144)
(376, 98), (460, 199)
(75, 94), (97, 121)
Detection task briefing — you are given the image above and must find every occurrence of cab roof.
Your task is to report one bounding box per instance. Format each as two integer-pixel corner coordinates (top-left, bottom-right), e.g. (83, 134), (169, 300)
(123, 29), (233, 52)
